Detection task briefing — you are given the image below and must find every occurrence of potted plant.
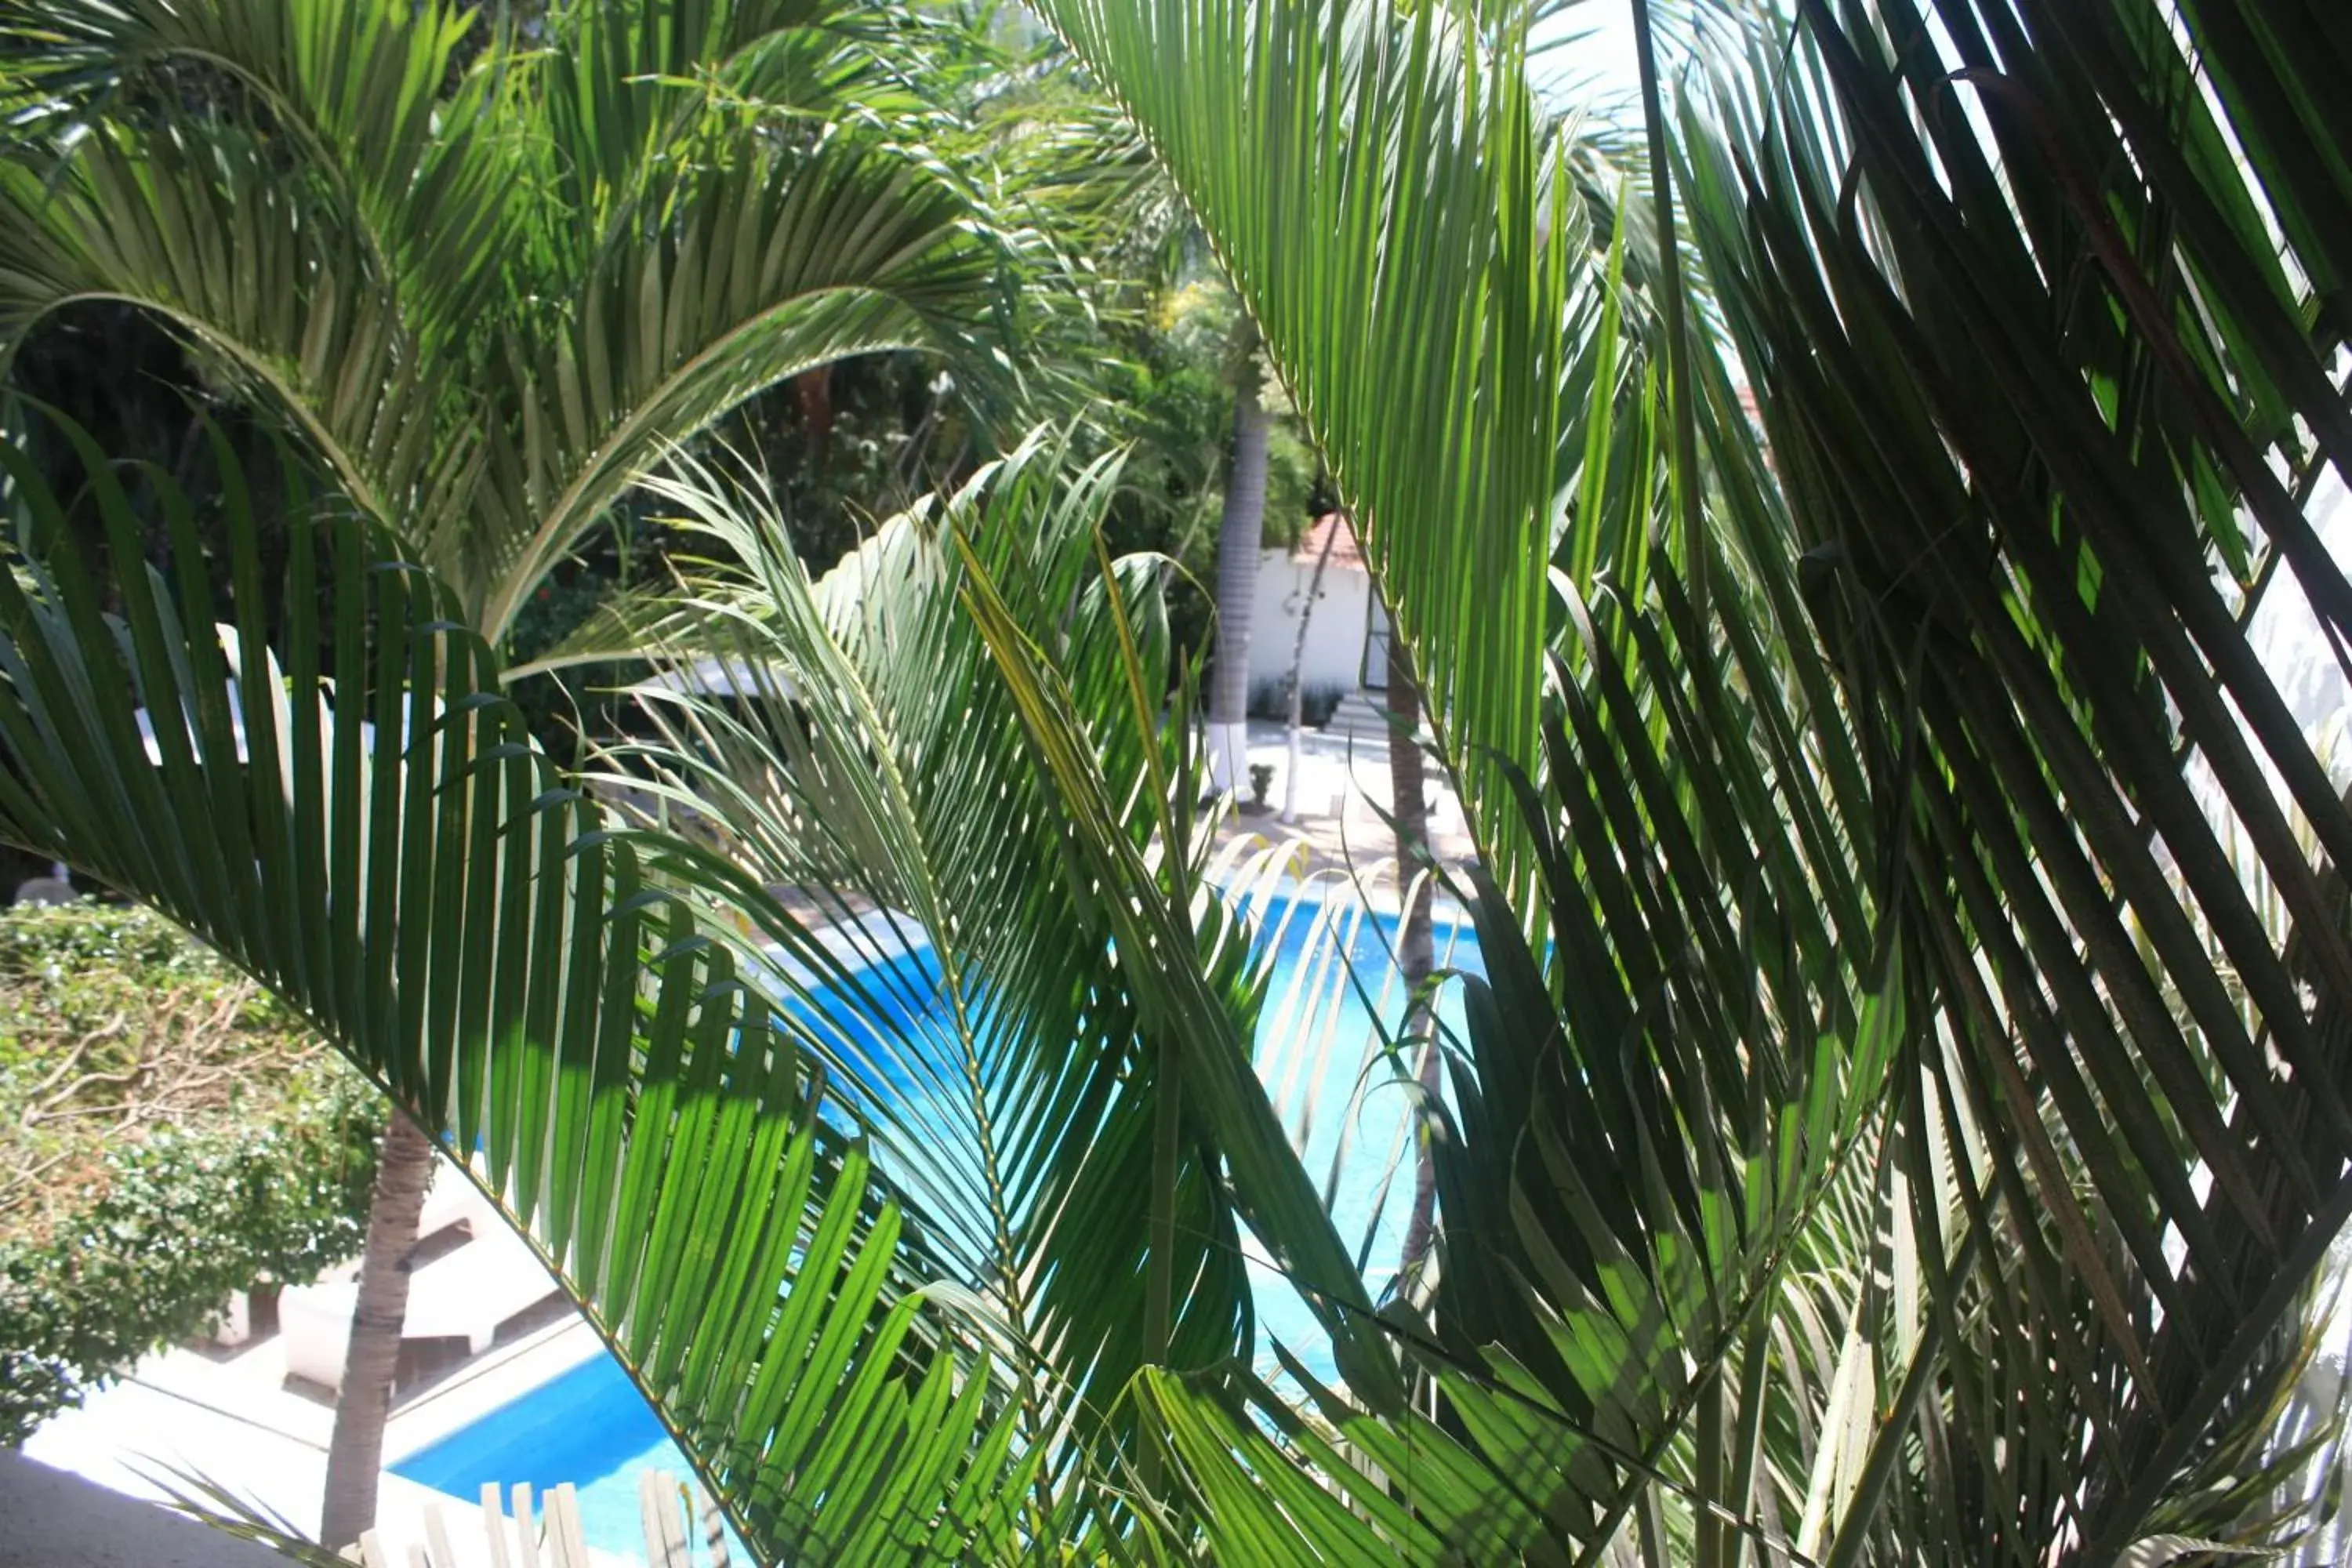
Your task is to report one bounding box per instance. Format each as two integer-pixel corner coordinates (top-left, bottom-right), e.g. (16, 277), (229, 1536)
(1246, 762), (1276, 814)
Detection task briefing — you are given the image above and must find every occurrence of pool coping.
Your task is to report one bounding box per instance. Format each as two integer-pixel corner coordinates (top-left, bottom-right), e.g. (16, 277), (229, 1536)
(380, 1310), (610, 1468)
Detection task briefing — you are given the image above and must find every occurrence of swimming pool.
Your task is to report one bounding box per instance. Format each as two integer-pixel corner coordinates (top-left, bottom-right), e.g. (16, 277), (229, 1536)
(391, 887), (1482, 1559)
(391, 1353), (748, 1559)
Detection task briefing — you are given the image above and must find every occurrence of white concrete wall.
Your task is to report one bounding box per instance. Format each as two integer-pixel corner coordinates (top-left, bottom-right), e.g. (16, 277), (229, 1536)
(1244, 553), (1373, 698)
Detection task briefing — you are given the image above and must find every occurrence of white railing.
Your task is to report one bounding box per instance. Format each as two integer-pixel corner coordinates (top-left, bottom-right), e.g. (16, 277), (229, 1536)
(337, 1475), (730, 1568)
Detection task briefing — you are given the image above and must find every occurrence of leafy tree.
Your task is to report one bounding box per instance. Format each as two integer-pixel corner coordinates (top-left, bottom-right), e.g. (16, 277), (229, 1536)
(0, 905), (379, 1443)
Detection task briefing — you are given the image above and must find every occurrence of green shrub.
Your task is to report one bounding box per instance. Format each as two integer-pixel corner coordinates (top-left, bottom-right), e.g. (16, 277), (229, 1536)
(0, 904), (381, 1443)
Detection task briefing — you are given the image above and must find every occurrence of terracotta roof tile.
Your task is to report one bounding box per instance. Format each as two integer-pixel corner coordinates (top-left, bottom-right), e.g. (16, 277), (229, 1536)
(1292, 512), (1366, 568)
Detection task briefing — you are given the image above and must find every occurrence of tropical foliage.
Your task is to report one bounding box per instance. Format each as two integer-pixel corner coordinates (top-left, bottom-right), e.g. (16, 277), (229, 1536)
(3, 0), (2352, 1564)
(0, 0), (1004, 642)
(1672, 5), (2352, 1556)
(1026, 0), (2352, 1554)
(0, 0), (1036, 1531)
(0, 430), (1038, 1556)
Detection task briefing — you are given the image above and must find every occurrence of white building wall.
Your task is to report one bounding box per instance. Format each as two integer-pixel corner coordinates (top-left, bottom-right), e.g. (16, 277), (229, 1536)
(1244, 552), (1373, 698)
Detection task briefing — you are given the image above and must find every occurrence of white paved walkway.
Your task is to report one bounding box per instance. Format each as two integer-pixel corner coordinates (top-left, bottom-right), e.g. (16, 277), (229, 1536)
(21, 1148), (637, 1567)
(24, 1310), (632, 1566)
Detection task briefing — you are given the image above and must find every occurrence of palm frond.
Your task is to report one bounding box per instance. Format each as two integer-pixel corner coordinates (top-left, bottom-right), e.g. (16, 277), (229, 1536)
(0, 122), (455, 529)
(0, 423), (1048, 1565)
(2, 0), (535, 366)
(468, 128), (1004, 639)
(0, 0), (1007, 644)
(594, 430), (1410, 1533)
(1675, 0), (2352, 1557)
(1044, 0), (2352, 1552)
(1028, 0), (1595, 914)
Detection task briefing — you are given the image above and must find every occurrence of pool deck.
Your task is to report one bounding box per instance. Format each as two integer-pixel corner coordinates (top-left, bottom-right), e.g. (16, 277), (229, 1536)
(1212, 719), (1479, 880)
(22, 1245), (643, 1566)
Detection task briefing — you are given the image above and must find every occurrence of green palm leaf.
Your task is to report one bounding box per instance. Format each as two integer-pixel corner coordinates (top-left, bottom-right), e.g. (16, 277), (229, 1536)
(1036, 0), (2352, 1554)
(12, 0), (2352, 1559)
(0, 0), (1004, 645)
(467, 132), (1001, 637)
(1026, 0), (1583, 913)
(1670, 0), (2352, 1559)
(0, 424), (1052, 1564)
(597, 428), (1409, 1522)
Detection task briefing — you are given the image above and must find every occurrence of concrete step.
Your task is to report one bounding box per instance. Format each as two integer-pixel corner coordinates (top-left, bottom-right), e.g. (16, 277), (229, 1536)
(1321, 691), (1417, 744)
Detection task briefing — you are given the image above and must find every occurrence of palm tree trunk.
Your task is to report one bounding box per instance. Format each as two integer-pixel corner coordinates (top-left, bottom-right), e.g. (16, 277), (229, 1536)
(1207, 345), (1269, 796)
(1387, 631), (1442, 1281)
(1279, 515), (1343, 822)
(318, 1113), (434, 1548)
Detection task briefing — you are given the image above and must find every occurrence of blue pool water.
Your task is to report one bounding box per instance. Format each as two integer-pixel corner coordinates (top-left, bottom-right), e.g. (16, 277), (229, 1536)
(391, 888), (1483, 1558)
(392, 1354), (750, 1559)
(1234, 891), (1480, 1372)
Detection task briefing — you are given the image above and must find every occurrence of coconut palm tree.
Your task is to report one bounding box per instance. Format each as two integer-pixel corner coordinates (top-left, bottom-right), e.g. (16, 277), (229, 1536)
(5, 0), (2352, 1563)
(0, 0), (1003, 1539)
(1205, 317), (1269, 796)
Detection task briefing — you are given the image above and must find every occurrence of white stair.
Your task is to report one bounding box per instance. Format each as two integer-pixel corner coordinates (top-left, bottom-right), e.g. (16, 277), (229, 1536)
(1321, 691), (1417, 746)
